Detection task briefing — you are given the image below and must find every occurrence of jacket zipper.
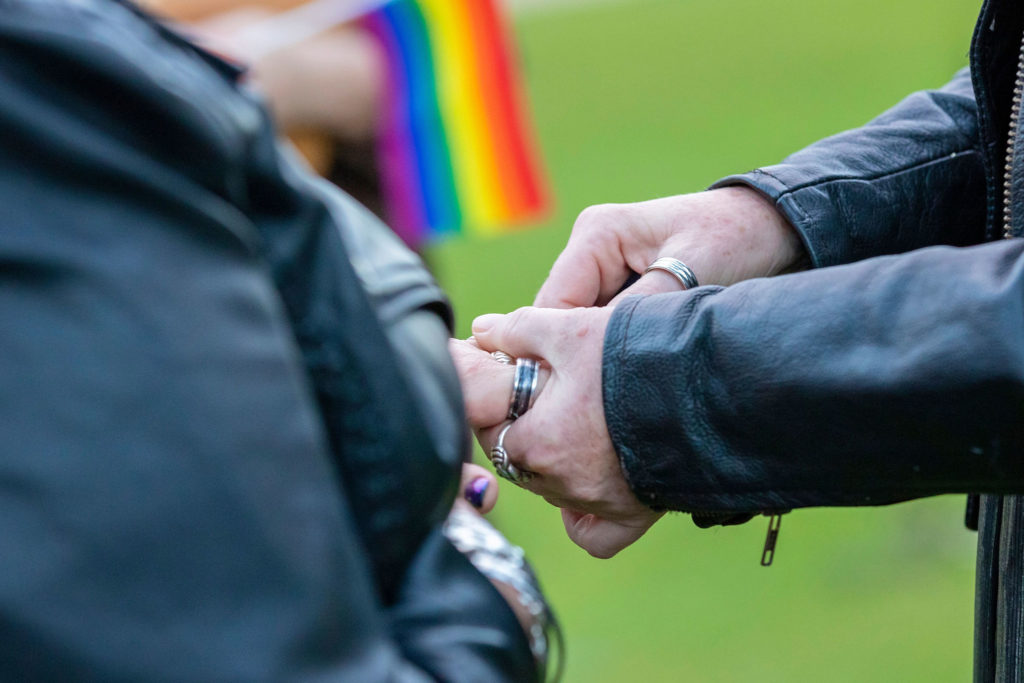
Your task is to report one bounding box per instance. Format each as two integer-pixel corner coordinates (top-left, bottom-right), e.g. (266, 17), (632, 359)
(693, 36), (1024, 572)
(689, 510), (787, 566)
(761, 513), (783, 566)
(1003, 33), (1024, 238)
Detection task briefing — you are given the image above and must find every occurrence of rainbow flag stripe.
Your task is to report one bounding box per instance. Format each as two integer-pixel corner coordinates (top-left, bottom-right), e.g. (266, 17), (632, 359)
(361, 0), (550, 247)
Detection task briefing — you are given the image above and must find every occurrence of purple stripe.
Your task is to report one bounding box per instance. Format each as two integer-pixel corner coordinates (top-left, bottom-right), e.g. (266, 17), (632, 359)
(362, 10), (427, 247)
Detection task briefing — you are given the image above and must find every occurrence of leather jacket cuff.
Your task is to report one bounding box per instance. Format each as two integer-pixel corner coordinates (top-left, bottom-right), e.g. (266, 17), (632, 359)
(710, 171), (836, 270)
(603, 291), (742, 513)
(602, 291), (794, 517)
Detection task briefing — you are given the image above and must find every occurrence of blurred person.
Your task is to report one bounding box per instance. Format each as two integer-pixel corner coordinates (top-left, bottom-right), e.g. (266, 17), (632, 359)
(155, 0), (386, 215)
(152, 0), (552, 253)
(0, 0), (558, 680)
(452, 2), (1024, 680)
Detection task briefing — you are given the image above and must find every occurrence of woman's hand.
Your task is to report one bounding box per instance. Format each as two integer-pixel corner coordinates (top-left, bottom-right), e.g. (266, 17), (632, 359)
(455, 462), (500, 514)
(451, 308), (663, 559)
(534, 186), (806, 308)
(450, 337), (550, 429)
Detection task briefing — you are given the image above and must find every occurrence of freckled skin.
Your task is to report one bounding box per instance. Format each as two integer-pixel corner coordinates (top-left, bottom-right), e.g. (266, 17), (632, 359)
(536, 186), (805, 310)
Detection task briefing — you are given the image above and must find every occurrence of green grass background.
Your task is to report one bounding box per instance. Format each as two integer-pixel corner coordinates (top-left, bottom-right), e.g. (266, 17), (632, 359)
(427, 1), (982, 680)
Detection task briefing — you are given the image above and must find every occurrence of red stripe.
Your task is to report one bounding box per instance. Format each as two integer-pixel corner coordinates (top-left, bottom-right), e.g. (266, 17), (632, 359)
(464, 0), (549, 220)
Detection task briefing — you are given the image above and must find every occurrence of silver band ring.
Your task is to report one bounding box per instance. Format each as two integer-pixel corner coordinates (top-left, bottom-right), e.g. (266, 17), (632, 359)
(490, 350), (513, 365)
(490, 422), (533, 484)
(507, 358), (539, 420)
(644, 257), (699, 290)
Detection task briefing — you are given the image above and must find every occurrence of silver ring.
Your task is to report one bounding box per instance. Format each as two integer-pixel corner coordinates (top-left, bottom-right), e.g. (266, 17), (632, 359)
(490, 422), (533, 484)
(490, 350), (513, 365)
(644, 257), (699, 290)
(507, 358), (539, 420)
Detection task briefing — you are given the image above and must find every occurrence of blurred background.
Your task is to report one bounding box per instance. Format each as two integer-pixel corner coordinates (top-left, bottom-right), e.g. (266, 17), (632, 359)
(159, 0), (982, 679)
(429, 0), (981, 681)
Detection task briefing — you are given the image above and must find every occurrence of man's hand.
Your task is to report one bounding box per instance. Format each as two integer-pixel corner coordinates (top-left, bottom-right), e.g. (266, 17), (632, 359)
(451, 307), (663, 558)
(535, 186), (806, 308)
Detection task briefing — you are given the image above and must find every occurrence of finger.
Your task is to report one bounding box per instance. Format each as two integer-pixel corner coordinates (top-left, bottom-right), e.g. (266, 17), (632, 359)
(449, 339), (515, 427)
(561, 509), (656, 559)
(607, 269), (693, 307)
(456, 463), (499, 514)
(533, 246), (606, 309)
(471, 307), (565, 361)
(475, 417), (548, 497)
(450, 338), (553, 429)
(534, 205), (637, 309)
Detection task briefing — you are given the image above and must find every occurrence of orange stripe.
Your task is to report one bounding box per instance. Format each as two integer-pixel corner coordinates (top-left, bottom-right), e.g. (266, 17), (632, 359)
(467, 0), (549, 218)
(420, 0), (505, 228)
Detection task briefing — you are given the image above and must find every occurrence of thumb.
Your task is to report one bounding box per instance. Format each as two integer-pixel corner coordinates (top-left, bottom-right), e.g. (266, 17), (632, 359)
(471, 306), (562, 360)
(534, 247), (609, 309)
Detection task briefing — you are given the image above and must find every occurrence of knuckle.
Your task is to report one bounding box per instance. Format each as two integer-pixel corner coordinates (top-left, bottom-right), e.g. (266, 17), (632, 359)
(502, 305), (534, 341)
(572, 203), (623, 235)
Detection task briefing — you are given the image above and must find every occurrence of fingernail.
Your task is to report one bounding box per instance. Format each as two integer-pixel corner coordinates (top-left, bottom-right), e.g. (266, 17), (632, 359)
(464, 477), (489, 509)
(471, 314), (501, 335)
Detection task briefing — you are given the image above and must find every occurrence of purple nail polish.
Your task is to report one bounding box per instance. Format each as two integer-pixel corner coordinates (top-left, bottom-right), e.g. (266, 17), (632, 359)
(464, 477), (489, 509)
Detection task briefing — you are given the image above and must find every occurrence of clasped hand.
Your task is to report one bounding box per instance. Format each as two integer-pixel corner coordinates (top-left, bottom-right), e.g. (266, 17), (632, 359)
(450, 187), (804, 558)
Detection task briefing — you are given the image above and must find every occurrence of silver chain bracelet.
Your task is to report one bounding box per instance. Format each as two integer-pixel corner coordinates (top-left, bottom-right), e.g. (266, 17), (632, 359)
(444, 506), (564, 682)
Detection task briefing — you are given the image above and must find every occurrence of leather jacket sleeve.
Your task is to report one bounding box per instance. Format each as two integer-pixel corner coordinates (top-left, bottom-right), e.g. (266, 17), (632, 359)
(604, 238), (1024, 514)
(712, 68), (987, 267)
(0, 2), (534, 680)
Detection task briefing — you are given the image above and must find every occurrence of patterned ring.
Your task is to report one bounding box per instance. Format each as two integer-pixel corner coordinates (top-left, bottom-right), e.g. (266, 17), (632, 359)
(490, 350), (514, 365)
(490, 422), (533, 484)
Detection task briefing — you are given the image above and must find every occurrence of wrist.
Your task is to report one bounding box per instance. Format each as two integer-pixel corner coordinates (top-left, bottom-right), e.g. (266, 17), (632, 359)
(708, 185), (809, 278)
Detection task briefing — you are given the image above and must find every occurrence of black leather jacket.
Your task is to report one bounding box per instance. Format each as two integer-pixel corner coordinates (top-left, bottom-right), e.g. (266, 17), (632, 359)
(0, 1), (533, 680)
(603, 1), (1024, 679)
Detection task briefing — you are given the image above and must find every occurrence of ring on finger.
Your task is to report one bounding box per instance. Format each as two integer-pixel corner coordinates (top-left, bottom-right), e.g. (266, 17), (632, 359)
(490, 422), (533, 485)
(490, 350), (513, 365)
(507, 358), (539, 420)
(644, 257), (699, 290)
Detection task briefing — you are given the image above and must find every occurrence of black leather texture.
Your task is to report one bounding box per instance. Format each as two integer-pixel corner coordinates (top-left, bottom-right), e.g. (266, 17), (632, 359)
(0, 1), (534, 680)
(600, 1), (1024, 680)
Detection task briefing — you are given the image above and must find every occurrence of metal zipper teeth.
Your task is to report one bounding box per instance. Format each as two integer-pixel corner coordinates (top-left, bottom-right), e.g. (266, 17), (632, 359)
(1003, 34), (1024, 239)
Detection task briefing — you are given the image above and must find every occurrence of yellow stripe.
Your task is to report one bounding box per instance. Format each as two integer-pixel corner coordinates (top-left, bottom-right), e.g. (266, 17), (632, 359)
(418, 0), (506, 232)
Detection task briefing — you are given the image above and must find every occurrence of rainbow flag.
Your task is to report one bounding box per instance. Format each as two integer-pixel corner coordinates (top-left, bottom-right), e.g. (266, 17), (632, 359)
(361, 0), (550, 248)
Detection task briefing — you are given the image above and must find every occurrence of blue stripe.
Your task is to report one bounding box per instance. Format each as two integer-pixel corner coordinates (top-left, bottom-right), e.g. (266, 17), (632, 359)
(384, 0), (461, 234)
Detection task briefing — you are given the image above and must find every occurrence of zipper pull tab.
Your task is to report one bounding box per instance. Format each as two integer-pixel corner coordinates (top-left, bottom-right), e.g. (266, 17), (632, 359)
(761, 514), (782, 567)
